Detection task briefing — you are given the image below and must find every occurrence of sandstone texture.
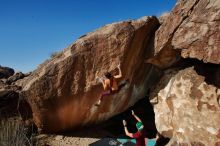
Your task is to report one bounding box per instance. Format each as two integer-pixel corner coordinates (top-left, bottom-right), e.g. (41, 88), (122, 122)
(0, 67), (28, 118)
(0, 81), (20, 116)
(0, 66), (14, 79)
(150, 67), (220, 146)
(146, 0), (220, 145)
(20, 16), (160, 133)
(148, 0), (220, 69)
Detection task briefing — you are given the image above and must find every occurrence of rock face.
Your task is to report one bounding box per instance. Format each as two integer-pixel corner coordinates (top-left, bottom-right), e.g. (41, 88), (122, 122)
(0, 67), (28, 118)
(20, 16), (160, 133)
(7, 72), (25, 84)
(150, 67), (220, 146)
(147, 0), (220, 69)
(0, 66), (14, 79)
(146, 0), (220, 145)
(0, 81), (20, 116)
(171, 0), (220, 64)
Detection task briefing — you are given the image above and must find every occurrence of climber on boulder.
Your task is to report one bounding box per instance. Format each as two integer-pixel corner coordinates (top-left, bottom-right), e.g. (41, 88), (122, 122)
(95, 63), (123, 106)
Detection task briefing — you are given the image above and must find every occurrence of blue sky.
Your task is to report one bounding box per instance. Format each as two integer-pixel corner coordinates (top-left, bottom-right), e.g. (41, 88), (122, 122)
(0, 0), (176, 73)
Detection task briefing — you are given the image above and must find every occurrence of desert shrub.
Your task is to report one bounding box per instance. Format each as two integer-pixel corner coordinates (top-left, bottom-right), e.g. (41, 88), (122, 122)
(50, 51), (62, 59)
(0, 118), (36, 146)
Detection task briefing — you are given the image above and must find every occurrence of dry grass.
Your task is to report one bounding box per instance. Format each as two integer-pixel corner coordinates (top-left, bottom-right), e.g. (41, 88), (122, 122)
(50, 51), (63, 59)
(0, 118), (37, 146)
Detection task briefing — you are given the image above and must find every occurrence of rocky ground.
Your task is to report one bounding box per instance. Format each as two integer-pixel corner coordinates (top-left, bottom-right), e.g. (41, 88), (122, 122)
(35, 134), (99, 146)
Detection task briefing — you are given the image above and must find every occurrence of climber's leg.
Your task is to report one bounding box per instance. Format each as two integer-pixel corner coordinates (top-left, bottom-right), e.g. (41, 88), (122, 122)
(96, 90), (111, 106)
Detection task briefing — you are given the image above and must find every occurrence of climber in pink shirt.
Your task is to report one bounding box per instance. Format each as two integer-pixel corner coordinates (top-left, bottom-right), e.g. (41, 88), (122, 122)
(95, 63), (122, 106)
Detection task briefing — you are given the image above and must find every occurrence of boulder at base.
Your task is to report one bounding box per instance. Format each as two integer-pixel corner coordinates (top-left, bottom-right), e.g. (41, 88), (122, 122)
(150, 67), (220, 146)
(20, 16), (160, 133)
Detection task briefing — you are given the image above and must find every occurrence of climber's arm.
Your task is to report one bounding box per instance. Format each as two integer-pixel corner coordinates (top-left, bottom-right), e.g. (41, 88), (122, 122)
(114, 63), (122, 79)
(124, 127), (134, 138)
(123, 120), (134, 138)
(132, 110), (142, 123)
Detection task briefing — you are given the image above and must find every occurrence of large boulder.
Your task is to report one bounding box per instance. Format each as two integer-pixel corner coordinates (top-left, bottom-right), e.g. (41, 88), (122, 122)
(172, 0), (220, 64)
(0, 66), (28, 118)
(20, 16), (161, 133)
(150, 67), (220, 146)
(0, 66), (14, 79)
(145, 0), (220, 144)
(0, 79), (20, 117)
(146, 0), (220, 69)
(6, 72), (25, 84)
